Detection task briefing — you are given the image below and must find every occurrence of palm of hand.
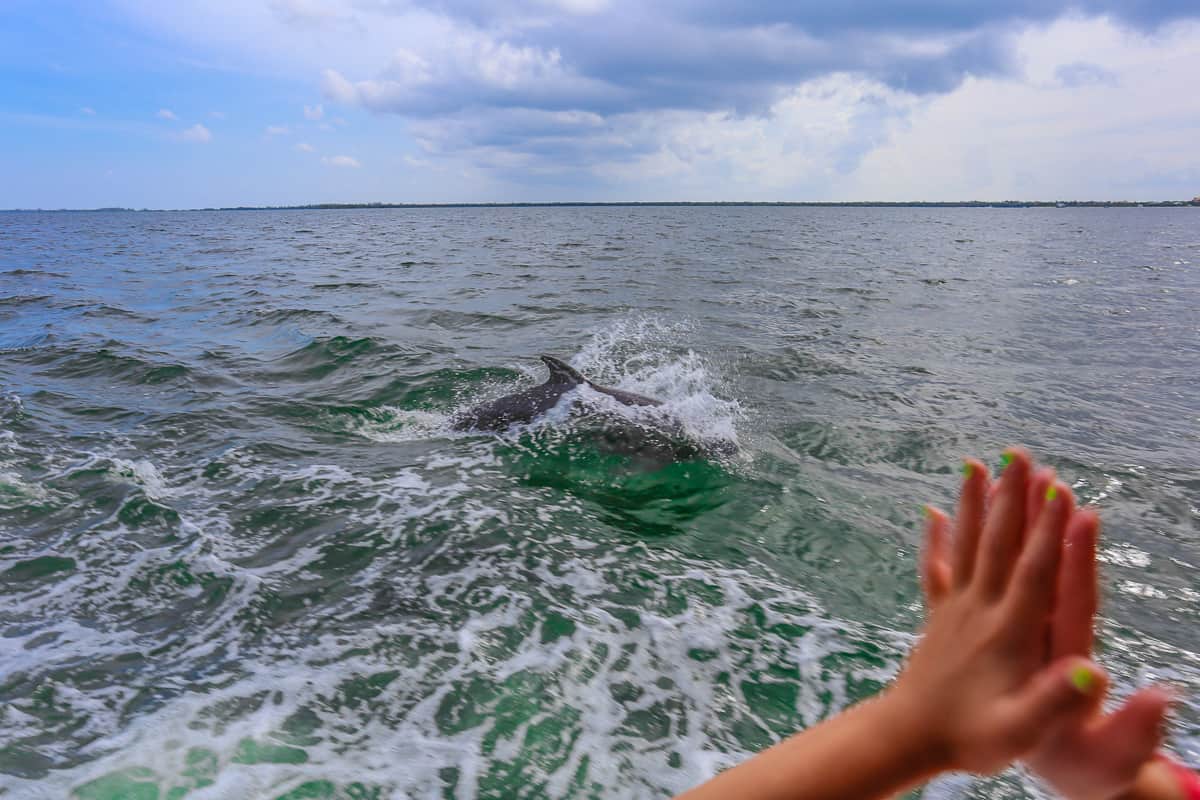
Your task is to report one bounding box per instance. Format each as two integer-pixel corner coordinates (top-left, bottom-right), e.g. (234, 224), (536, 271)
(899, 593), (1053, 774)
(897, 452), (1095, 775)
(921, 458), (1168, 800)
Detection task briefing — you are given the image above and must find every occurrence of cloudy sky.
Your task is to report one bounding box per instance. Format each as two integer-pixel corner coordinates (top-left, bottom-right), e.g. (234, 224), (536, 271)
(2, 0), (1199, 208)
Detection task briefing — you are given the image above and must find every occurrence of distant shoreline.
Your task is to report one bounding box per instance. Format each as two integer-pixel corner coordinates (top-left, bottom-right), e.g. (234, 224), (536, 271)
(4, 200), (1199, 212)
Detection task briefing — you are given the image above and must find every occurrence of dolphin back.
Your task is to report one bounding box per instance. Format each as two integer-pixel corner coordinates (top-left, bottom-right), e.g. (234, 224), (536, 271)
(452, 355), (581, 431)
(539, 355), (660, 407)
(453, 354), (662, 433)
(451, 354), (735, 460)
(587, 383), (661, 407)
(451, 383), (566, 431)
(539, 355), (585, 386)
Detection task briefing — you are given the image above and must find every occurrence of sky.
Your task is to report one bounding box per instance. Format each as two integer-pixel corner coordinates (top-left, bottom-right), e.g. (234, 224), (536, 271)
(1, 0), (1199, 208)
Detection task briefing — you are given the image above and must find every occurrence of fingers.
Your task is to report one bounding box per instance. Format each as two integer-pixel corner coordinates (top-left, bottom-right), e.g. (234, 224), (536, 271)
(1086, 687), (1172, 780)
(974, 449), (1032, 598)
(1006, 479), (1076, 624)
(921, 506), (952, 607)
(1050, 510), (1100, 660)
(1000, 658), (1105, 750)
(951, 458), (991, 587)
(1026, 467), (1055, 530)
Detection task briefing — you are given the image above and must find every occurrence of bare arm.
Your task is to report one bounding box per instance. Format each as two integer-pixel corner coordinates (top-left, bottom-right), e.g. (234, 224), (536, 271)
(676, 693), (946, 800)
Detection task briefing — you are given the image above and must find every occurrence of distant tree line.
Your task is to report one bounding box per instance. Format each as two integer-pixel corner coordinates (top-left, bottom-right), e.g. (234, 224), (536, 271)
(7, 199), (1200, 212)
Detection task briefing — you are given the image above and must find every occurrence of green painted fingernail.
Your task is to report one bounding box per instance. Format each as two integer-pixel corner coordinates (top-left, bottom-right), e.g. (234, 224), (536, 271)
(961, 461), (974, 478)
(1071, 666), (1094, 694)
(1046, 485), (1059, 502)
(1000, 451), (1014, 468)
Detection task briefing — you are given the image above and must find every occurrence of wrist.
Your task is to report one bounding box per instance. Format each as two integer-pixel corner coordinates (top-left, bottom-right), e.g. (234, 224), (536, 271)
(872, 686), (957, 779)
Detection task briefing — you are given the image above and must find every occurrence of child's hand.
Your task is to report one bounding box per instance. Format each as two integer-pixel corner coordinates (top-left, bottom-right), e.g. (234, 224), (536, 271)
(920, 454), (1171, 798)
(679, 447), (1179, 800)
(889, 449), (1106, 775)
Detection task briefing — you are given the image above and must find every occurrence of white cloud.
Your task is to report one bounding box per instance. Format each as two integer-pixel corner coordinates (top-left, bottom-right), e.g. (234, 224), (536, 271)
(322, 154), (360, 167)
(545, 0), (610, 14)
(156, 108), (178, 121)
(111, 0), (483, 79)
(80, 107), (96, 115)
(294, 142), (315, 152)
(321, 69), (358, 104)
(178, 123), (212, 143)
(324, 31), (590, 115)
(269, 0), (355, 29)
(841, 17), (1200, 200)
(99, 2), (1200, 199)
(401, 16), (1200, 201)
(264, 124), (290, 136)
(595, 75), (916, 198)
(303, 103), (324, 120)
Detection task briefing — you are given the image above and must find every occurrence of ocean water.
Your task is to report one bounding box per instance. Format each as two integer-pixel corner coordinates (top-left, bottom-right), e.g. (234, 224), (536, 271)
(0, 206), (1197, 799)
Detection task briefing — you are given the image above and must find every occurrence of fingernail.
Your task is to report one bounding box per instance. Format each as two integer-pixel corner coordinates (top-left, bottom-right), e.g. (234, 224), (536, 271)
(921, 505), (932, 518)
(1070, 666), (1095, 694)
(1157, 756), (1200, 800)
(1045, 484), (1059, 502)
(1000, 451), (1014, 469)
(961, 460), (974, 479)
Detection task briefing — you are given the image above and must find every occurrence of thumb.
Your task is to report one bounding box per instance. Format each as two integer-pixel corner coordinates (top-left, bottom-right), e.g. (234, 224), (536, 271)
(1001, 659), (1107, 751)
(1087, 687), (1171, 778)
(921, 505), (952, 607)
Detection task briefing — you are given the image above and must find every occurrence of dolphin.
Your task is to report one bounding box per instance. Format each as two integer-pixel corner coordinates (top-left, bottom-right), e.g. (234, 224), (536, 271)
(452, 355), (660, 432)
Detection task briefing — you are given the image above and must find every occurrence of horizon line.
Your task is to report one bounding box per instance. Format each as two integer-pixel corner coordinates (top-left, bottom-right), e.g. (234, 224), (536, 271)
(4, 199), (1200, 213)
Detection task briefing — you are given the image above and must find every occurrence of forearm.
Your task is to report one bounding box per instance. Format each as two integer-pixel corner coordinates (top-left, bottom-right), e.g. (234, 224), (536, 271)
(676, 692), (948, 800)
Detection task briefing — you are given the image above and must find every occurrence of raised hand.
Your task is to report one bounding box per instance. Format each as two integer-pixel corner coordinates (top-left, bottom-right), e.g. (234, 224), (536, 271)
(921, 452), (1172, 799)
(892, 449), (1106, 775)
(679, 448), (1181, 800)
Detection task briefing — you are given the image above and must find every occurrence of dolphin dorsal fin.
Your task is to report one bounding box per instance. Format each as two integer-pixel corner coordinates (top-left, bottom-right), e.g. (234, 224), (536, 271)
(540, 355), (585, 386)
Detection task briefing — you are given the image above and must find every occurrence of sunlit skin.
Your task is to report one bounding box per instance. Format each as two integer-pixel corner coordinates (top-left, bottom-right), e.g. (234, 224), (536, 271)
(925, 458), (1184, 800)
(678, 449), (1191, 800)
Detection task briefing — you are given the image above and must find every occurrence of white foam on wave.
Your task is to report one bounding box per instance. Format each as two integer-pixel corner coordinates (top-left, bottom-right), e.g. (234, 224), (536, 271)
(14, 543), (889, 800)
(0, 468), (50, 508)
(109, 457), (174, 501)
(351, 407), (452, 442)
(2, 420), (898, 799)
(0, 322), (871, 798)
(571, 317), (742, 450)
(0, 402), (47, 508)
(1, 438), (506, 783)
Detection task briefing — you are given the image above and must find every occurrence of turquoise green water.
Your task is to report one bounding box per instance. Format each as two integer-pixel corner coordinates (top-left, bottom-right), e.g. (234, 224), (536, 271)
(0, 207), (1197, 798)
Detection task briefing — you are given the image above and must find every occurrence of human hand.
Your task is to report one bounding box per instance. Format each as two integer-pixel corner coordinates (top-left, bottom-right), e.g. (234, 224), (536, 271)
(888, 449), (1106, 775)
(920, 453), (1172, 799)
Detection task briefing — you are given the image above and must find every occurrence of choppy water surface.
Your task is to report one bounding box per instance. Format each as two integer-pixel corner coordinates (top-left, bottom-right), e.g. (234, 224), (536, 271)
(1, 206), (1197, 799)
